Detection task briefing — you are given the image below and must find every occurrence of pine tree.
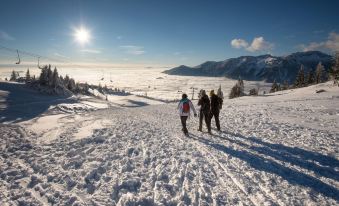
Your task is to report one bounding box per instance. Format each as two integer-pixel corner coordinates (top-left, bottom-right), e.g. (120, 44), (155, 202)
(47, 65), (53, 86)
(294, 65), (305, 88)
(52, 67), (59, 88)
(270, 80), (278, 93)
(306, 70), (315, 85)
(84, 82), (89, 94)
(282, 81), (289, 90)
(98, 83), (103, 93)
(59, 75), (64, 84)
(68, 78), (76, 91)
(10, 70), (17, 81)
(315, 62), (324, 84)
(64, 75), (70, 87)
(39, 65), (49, 85)
(75, 82), (81, 93)
(229, 81), (242, 99)
(329, 52), (339, 85)
(249, 88), (258, 96)
(25, 68), (31, 82)
(238, 78), (244, 95)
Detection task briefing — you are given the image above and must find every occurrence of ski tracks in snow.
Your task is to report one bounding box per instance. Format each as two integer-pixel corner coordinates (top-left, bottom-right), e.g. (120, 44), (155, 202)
(1, 98), (339, 205)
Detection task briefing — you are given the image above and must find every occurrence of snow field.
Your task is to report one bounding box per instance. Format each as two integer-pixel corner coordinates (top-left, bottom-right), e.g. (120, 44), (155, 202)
(0, 82), (338, 205)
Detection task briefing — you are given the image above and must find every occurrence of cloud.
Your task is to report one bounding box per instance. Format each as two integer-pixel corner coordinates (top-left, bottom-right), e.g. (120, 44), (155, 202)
(0, 31), (14, 41)
(54, 52), (69, 59)
(300, 32), (339, 52)
(231, 36), (273, 52)
(120, 45), (145, 55)
(246, 37), (274, 52)
(231, 39), (248, 49)
(80, 49), (102, 54)
(117, 36), (123, 40)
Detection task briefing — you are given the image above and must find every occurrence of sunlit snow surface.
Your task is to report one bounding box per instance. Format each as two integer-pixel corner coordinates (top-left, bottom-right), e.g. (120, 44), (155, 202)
(0, 77), (338, 205)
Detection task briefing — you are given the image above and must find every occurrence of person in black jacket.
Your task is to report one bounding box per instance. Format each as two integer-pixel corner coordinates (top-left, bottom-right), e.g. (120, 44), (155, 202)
(197, 90), (211, 133)
(210, 90), (221, 131)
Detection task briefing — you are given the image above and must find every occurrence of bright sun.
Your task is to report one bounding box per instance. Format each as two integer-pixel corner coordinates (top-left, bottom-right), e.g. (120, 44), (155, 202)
(74, 27), (90, 44)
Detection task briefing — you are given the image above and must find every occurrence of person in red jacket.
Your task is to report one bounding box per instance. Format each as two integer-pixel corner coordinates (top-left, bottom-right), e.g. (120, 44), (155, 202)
(177, 93), (197, 136)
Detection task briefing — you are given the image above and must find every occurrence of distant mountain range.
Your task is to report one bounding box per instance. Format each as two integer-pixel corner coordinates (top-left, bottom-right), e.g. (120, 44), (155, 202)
(163, 51), (333, 83)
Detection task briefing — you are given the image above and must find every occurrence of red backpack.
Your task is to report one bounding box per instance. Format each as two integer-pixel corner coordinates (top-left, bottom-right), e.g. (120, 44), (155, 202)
(182, 101), (190, 113)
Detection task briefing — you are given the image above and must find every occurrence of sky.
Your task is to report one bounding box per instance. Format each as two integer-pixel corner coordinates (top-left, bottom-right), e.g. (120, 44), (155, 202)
(0, 0), (339, 67)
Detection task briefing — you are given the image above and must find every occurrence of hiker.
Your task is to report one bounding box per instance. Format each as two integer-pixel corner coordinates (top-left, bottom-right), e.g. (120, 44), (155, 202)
(177, 93), (197, 136)
(210, 90), (222, 131)
(197, 90), (211, 133)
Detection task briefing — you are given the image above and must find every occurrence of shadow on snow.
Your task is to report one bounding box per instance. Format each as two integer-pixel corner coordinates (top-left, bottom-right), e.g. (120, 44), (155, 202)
(0, 82), (76, 123)
(190, 132), (339, 201)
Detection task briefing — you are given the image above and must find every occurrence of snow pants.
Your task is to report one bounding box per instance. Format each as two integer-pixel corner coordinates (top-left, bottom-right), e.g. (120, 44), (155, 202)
(180, 116), (188, 134)
(210, 110), (220, 131)
(199, 110), (211, 132)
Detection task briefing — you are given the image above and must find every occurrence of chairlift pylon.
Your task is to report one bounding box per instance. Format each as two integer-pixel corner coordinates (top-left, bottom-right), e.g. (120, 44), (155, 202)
(15, 50), (21, 64)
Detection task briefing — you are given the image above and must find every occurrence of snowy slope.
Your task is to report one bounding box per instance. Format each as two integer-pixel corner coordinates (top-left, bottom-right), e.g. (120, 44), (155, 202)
(0, 82), (339, 205)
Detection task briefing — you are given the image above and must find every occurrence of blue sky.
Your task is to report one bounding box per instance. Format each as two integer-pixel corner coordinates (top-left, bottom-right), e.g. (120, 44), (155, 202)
(0, 0), (338, 67)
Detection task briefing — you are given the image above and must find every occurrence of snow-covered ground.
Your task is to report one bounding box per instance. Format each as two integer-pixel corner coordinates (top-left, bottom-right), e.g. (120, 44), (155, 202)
(0, 81), (338, 205)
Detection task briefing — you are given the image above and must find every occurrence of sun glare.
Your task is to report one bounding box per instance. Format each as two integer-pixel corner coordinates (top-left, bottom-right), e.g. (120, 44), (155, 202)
(74, 27), (90, 44)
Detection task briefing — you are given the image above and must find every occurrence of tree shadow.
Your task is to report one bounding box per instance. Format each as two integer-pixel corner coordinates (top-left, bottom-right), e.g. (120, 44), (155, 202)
(190, 133), (339, 201)
(125, 100), (149, 107)
(0, 82), (76, 123)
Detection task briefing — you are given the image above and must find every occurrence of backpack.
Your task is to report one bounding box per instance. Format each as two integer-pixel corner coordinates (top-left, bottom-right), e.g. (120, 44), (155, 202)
(182, 101), (190, 113)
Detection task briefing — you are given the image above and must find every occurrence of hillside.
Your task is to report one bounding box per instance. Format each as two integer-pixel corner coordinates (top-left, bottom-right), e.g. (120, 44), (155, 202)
(1, 81), (338, 205)
(163, 51), (333, 83)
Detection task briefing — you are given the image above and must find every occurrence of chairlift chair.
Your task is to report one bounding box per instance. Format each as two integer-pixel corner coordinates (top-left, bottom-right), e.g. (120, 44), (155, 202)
(15, 50), (21, 64)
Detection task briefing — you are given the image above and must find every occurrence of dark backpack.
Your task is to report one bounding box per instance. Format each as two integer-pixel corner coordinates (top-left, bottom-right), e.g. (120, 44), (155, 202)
(182, 101), (190, 113)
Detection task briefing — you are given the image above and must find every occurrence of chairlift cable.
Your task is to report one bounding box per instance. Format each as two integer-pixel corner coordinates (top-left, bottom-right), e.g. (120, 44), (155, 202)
(0, 44), (91, 68)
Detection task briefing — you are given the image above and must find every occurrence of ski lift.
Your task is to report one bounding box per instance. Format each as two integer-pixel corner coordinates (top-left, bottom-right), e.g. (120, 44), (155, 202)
(37, 57), (43, 69)
(110, 73), (113, 83)
(15, 50), (21, 64)
(190, 87), (198, 100)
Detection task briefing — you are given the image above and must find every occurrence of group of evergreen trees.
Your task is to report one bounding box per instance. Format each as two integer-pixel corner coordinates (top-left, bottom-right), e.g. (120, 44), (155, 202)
(9, 65), (90, 95)
(229, 78), (244, 99)
(329, 52), (339, 85)
(293, 62), (326, 89)
(230, 52), (339, 98)
(8, 64), (129, 97)
(269, 53), (339, 93)
(37, 65), (83, 94)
